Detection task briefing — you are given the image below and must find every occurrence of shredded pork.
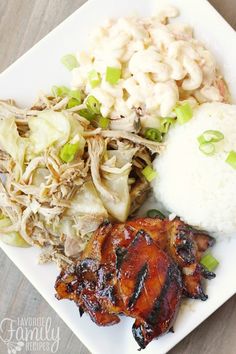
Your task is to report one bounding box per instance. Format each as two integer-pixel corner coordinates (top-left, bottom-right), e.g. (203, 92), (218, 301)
(0, 96), (161, 267)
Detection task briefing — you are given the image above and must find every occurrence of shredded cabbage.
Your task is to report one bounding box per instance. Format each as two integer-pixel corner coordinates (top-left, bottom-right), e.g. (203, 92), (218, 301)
(0, 98), (157, 263)
(99, 148), (137, 222)
(102, 169), (131, 222)
(0, 215), (30, 248)
(0, 117), (28, 173)
(67, 180), (107, 217)
(28, 111), (71, 154)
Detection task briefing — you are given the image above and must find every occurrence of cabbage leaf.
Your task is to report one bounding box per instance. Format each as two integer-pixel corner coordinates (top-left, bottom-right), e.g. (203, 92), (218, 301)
(100, 148), (137, 222)
(102, 169), (131, 222)
(0, 215), (30, 248)
(67, 180), (107, 217)
(28, 110), (71, 154)
(0, 117), (28, 176)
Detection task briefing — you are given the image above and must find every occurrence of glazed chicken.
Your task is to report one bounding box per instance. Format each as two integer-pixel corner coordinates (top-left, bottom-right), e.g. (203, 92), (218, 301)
(123, 218), (216, 300)
(55, 217), (215, 348)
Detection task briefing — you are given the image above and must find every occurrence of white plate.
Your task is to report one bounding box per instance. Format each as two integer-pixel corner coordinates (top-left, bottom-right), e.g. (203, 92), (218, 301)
(1, 0), (236, 353)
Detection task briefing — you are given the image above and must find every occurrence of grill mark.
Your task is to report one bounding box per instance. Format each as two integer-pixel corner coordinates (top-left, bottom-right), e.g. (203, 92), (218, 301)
(146, 262), (178, 326)
(128, 262), (148, 309)
(131, 230), (151, 247)
(115, 247), (127, 270)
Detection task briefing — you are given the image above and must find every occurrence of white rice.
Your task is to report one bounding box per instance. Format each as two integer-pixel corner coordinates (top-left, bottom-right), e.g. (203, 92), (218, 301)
(153, 103), (236, 234)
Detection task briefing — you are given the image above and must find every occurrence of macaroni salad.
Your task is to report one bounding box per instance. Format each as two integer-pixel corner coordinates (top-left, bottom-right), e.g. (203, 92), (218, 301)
(71, 6), (228, 132)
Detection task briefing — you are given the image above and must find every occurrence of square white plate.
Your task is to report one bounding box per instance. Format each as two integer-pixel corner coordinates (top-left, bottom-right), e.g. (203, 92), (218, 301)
(1, 0), (236, 353)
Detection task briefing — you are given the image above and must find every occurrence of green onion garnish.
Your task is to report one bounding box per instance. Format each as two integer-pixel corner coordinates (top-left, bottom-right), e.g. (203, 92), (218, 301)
(51, 86), (81, 105)
(198, 130), (224, 144)
(51, 86), (70, 97)
(200, 253), (219, 272)
(175, 103), (193, 125)
(160, 118), (175, 133)
(199, 142), (215, 156)
(88, 70), (101, 88)
(86, 95), (101, 114)
(147, 209), (165, 219)
(68, 90), (81, 103)
(78, 109), (96, 121)
(226, 150), (236, 169)
(99, 117), (109, 129)
(60, 142), (80, 163)
(142, 166), (157, 182)
(67, 98), (81, 109)
(144, 128), (162, 142)
(77, 95), (101, 121)
(61, 54), (78, 71)
(106, 66), (121, 85)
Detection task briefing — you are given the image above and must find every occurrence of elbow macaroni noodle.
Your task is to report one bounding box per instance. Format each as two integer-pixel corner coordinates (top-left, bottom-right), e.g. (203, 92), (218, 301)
(72, 7), (228, 127)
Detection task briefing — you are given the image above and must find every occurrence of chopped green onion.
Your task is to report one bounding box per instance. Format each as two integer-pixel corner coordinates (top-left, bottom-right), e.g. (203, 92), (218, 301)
(86, 95), (101, 114)
(88, 70), (101, 88)
(200, 253), (219, 272)
(175, 103), (193, 125)
(99, 117), (109, 129)
(60, 142), (80, 163)
(67, 98), (81, 109)
(198, 130), (224, 145)
(77, 95), (101, 121)
(61, 54), (78, 71)
(51, 86), (81, 104)
(68, 89), (81, 103)
(51, 85), (70, 97)
(142, 166), (157, 182)
(144, 128), (162, 142)
(147, 209), (165, 219)
(106, 66), (121, 85)
(160, 118), (175, 133)
(226, 150), (236, 169)
(78, 109), (96, 121)
(199, 142), (215, 156)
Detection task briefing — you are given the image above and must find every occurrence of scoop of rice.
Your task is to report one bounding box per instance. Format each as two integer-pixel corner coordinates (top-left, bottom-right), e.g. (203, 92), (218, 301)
(153, 103), (236, 234)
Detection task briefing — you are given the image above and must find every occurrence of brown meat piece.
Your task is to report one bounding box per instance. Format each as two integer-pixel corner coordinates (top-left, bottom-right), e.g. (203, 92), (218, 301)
(56, 225), (183, 348)
(102, 218), (215, 300)
(55, 217), (215, 348)
(118, 231), (182, 348)
(84, 217), (215, 300)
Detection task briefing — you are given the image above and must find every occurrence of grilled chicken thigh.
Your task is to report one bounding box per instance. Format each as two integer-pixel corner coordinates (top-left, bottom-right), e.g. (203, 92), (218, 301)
(55, 217), (215, 348)
(83, 217), (215, 300)
(124, 218), (215, 300)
